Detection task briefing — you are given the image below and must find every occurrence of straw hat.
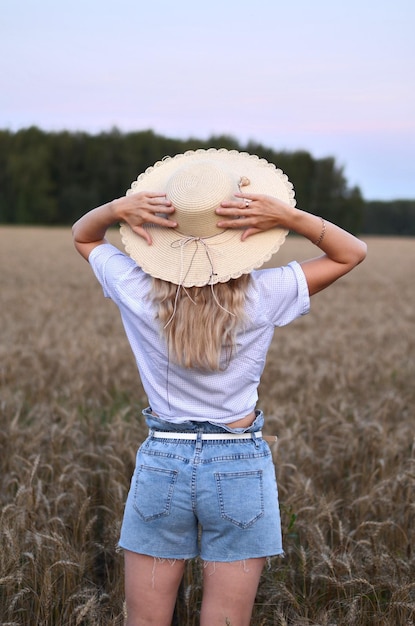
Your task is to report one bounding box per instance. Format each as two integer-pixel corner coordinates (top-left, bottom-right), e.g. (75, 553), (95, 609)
(120, 148), (295, 287)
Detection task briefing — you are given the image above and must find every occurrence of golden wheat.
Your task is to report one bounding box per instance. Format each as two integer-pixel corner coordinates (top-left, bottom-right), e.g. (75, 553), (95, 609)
(1, 227), (414, 625)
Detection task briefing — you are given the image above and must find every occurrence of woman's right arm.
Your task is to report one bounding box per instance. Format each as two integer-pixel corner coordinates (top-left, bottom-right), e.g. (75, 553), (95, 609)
(72, 192), (176, 261)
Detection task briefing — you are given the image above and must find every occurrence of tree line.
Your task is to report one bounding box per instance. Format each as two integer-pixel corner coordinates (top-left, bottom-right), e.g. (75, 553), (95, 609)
(0, 126), (413, 234)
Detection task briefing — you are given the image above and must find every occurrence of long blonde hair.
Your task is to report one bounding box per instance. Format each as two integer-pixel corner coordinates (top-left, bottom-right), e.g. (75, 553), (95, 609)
(150, 275), (251, 370)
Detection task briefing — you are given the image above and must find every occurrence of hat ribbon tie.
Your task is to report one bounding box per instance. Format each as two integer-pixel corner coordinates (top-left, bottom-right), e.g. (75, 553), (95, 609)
(163, 236), (235, 329)
(171, 235), (218, 284)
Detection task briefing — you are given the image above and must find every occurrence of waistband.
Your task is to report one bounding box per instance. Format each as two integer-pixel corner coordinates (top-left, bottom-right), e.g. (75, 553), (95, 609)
(149, 430), (278, 443)
(143, 407), (264, 434)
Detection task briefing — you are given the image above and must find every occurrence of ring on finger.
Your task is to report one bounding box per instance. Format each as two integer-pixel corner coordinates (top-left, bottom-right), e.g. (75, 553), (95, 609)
(244, 199), (251, 208)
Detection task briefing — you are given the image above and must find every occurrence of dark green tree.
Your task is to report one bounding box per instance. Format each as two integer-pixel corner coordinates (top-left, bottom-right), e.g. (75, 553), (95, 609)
(2, 126), (408, 234)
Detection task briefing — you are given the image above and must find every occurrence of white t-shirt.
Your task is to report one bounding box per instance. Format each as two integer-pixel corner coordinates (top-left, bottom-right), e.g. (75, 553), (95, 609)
(89, 243), (310, 423)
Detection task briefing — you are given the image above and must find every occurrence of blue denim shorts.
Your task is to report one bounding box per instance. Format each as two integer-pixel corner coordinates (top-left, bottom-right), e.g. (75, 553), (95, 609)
(119, 409), (283, 562)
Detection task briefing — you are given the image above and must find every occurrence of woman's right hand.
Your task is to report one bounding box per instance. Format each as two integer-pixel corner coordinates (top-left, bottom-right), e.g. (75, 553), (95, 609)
(73, 192), (177, 260)
(113, 192), (177, 245)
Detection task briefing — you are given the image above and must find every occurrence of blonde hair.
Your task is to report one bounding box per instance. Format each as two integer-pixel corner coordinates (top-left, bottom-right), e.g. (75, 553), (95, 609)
(150, 275), (251, 370)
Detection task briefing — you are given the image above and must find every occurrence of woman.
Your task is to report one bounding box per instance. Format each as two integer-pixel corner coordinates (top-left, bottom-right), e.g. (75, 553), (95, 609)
(72, 149), (366, 626)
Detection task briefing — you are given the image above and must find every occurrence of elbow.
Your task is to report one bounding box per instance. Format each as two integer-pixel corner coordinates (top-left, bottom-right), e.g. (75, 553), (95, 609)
(72, 220), (79, 242)
(356, 240), (368, 265)
(346, 239), (367, 273)
(349, 239), (367, 270)
(72, 219), (84, 246)
(71, 221), (85, 254)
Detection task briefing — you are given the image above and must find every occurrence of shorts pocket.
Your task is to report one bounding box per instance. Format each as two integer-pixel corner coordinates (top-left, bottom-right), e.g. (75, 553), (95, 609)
(215, 470), (264, 528)
(133, 465), (178, 521)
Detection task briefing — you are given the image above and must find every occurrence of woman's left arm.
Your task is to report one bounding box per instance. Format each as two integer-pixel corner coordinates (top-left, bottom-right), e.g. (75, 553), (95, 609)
(216, 193), (367, 296)
(284, 208), (367, 295)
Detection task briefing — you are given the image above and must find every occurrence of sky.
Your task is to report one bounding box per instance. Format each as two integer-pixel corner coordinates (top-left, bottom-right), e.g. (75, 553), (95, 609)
(1, 0), (415, 200)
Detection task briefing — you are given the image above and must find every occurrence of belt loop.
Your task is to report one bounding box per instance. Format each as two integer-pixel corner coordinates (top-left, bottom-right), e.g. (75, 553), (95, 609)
(251, 432), (260, 448)
(196, 427), (203, 446)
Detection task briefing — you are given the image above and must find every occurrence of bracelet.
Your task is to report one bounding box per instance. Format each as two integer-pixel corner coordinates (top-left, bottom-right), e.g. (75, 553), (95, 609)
(313, 217), (326, 246)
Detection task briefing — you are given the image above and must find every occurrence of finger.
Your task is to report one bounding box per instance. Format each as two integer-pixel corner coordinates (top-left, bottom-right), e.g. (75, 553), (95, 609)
(144, 202), (173, 214)
(160, 204), (175, 214)
(233, 192), (258, 201)
(148, 198), (172, 209)
(216, 217), (251, 229)
(219, 201), (249, 210)
(216, 206), (250, 217)
(129, 213), (177, 230)
(148, 214), (177, 228)
(146, 205), (175, 216)
(129, 192), (172, 210)
(142, 192), (169, 200)
(129, 191), (167, 200)
(132, 225), (153, 245)
(241, 227), (262, 241)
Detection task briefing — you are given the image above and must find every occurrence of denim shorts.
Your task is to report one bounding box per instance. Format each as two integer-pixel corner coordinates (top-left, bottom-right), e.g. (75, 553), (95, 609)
(119, 409), (283, 562)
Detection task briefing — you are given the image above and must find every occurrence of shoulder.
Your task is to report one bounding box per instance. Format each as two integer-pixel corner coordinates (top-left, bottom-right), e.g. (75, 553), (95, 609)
(88, 241), (129, 264)
(88, 242), (137, 276)
(251, 261), (307, 291)
(249, 261), (310, 325)
(88, 242), (150, 298)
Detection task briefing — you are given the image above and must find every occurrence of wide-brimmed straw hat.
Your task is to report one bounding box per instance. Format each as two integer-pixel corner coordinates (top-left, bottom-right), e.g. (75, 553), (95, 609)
(120, 148), (295, 287)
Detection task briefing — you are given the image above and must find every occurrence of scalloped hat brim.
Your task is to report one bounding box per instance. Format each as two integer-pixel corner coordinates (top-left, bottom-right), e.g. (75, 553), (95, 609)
(120, 149), (295, 286)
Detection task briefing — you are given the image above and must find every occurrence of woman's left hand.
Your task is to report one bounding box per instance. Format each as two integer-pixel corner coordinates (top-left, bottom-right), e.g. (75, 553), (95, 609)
(216, 193), (293, 240)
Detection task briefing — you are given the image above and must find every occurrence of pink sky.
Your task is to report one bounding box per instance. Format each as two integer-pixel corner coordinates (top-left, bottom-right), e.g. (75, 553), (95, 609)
(1, 0), (414, 199)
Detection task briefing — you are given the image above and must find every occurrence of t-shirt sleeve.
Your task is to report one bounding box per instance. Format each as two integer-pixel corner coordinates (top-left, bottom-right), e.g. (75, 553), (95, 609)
(254, 261), (310, 326)
(88, 242), (141, 300)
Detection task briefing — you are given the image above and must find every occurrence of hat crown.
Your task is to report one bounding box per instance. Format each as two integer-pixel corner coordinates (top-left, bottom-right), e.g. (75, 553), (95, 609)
(166, 162), (236, 238)
(121, 149), (293, 286)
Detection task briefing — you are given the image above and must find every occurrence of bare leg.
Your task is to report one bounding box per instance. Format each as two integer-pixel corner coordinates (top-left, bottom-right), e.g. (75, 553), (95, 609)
(200, 557), (266, 626)
(124, 550), (186, 626)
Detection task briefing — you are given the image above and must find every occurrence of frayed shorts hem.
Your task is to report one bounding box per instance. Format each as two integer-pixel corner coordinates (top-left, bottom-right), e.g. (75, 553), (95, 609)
(118, 542), (198, 561)
(118, 543), (284, 563)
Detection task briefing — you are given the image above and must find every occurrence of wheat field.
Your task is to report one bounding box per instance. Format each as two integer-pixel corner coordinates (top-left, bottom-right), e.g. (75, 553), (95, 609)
(1, 227), (414, 625)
